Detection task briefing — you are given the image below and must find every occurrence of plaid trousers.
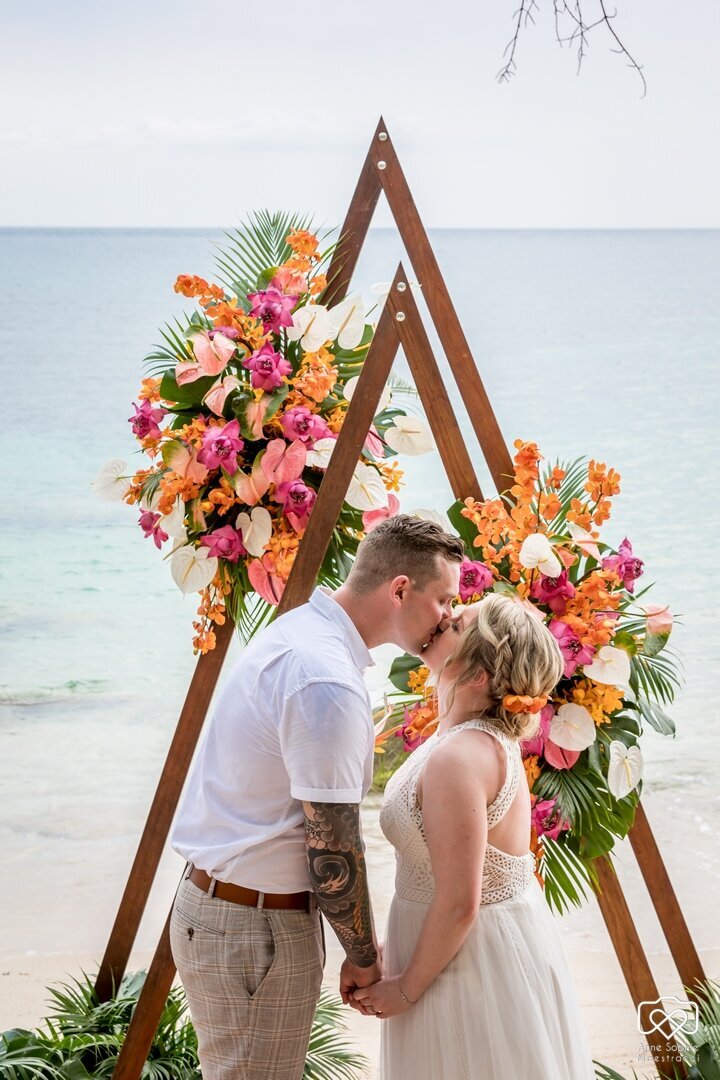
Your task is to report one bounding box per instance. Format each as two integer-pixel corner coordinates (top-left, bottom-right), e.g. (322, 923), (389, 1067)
(170, 877), (325, 1080)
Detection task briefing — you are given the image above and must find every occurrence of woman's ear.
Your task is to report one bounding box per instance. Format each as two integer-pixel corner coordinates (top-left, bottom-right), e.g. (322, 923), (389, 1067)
(470, 668), (490, 691)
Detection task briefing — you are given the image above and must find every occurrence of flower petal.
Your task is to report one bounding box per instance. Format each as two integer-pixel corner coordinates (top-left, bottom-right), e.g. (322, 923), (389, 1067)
(236, 506), (272, 558)
(286, 304), (332, 352)
(92, 459), (131, 501)
(328, 294), (366, 350)
(343, 375), (392, 414)
(170, 545), (218, 594)
(346, 464), (389, 511)
(305, 437), (337, 470)
(549, 703), (597, 751)
(582, 645), (631, 687)
(384, 415), (435, 456)
(607, 741), (644, 798)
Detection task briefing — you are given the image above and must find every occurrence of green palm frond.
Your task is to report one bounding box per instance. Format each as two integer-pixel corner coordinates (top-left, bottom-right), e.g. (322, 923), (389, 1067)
(538, 834), (598, 915)
(144, 316), (207, 376)
(214, 210), (334, 297)
(629, 648), (683, 706)
(303, 992), (368, 1079)
(533, 764), (605, 836)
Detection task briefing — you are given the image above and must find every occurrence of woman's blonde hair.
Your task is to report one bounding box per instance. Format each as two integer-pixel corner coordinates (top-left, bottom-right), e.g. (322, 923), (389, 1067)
(441, 593), (565, 740)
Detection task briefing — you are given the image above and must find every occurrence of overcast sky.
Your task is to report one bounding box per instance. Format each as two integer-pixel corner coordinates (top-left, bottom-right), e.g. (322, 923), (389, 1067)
(1, 0), (718, 228)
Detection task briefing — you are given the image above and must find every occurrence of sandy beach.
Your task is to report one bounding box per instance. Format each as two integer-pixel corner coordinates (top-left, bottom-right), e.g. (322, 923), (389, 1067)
(2, 786), (717, 1078)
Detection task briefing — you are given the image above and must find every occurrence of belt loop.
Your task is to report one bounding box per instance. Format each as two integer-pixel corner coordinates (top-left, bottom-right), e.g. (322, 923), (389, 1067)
(208, 876), (217, 898)
(256, 891), (265, 910)
(184, 863), (193, 880)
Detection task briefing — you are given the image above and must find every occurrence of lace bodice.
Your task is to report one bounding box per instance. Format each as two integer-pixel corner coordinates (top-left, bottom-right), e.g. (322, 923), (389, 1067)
(379, 719), (535, 905)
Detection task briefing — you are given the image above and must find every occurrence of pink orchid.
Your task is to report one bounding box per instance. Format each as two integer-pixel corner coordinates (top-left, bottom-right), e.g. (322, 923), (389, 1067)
(362, 493), (401, 532)
(530, 569), (576, 615)
(247, 288), (297, 333)
(203, 375), (240, 417)
(138, 510), (168, 550)
(458, 558), (494, 602)
(129, 400), (166, 440)
(196, 419), (244, 475)
(548, 620), (596, 678)
(274, 479), (316, 531)
(602, 537), (644, 593)
(175, 330), (237, 385)
(200, 524), (246, 563)
(243, 342), (293, 392)
(271, 267), (307, 296)
(262, 438), (307, 485)
(364, 425), (385, 458)
(531, 796), (570, 841)
(248, 556), (285, 605)
(280, 406), (331, 446)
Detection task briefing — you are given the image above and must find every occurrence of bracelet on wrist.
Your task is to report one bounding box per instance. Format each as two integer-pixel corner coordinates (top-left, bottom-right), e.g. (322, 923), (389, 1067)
(398, 980), (416, 1005)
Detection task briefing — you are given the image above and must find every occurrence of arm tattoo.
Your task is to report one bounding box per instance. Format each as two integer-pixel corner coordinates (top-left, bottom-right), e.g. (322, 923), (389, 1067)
(304, 802), (377, 967)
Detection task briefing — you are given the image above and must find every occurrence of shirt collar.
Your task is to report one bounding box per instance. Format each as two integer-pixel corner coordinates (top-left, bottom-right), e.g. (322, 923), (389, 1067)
(310, 587), (375, 673)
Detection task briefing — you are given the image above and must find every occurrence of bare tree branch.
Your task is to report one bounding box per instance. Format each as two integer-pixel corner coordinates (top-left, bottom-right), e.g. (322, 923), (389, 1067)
(500, 0), (646, 95)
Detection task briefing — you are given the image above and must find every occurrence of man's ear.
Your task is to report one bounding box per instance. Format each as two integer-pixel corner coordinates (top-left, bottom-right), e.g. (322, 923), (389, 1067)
(389, 574), (411, 604)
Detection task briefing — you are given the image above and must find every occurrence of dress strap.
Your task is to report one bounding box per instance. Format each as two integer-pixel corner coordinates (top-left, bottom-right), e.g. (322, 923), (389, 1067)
(440, 719), (521, 829)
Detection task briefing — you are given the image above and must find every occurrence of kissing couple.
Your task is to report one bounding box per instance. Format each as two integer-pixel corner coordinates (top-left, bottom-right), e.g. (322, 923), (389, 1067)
(170, 515), (595, 1079)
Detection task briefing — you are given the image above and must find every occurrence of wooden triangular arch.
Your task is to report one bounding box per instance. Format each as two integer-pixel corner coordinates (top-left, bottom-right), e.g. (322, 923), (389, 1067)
(102, 120), (704, 1080)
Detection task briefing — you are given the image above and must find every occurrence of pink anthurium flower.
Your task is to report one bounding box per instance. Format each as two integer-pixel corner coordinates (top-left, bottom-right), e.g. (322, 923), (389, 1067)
(458, 558), (494, 602)
(175, 331), (237, 385)
(262, 438), (307, 485)
(247, 288), (297, 333)
(544, 740), (581, 770)
(548, 620), (596, 678)
(200, 524), (246, 563)
(203, 375), (240, 417)
(243, 342), (292, 392)
(643, 604), (673, 636)
(248, 556), (285, 605)
(196, 419), (244, 475)
(162, 439), (209, 484)
(362, 493), (401, 532)
(364, 425), (385, 458)
(233, 451), (271, 506)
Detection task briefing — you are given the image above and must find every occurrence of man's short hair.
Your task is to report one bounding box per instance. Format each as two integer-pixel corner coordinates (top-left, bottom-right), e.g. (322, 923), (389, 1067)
(348, 514), (464, 593)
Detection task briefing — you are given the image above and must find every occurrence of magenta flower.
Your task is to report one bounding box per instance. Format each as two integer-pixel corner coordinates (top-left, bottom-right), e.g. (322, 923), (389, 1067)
(247, 288), (297, 333)
(530, 569), (576, 615)
(531, 796), (570, 841)
(208, 326), (241, 340)
(243, 342), (293, 392)
(602, 537), (644, 593)
(458, 558), (493, 602)
(200, 524), (246, 563)
(138, 510), (169, 550)
(280, 406), (331, 445)
(520, 703), (553, 758)
(274, 479), (316, 530)
(129, 400), (166, 440)
(397, 704), (431, 751)
(197, 419), (244, 475)
(548, 620), (595, 678)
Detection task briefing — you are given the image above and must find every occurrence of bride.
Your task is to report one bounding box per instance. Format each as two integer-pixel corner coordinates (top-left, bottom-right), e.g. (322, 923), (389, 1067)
(353, 593), (596, 1079)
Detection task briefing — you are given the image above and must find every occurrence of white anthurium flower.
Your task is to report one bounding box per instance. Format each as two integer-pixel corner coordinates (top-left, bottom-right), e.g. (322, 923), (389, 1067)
(583, 645), (631, 688)
(384, 415), (435, 456)
(346, 463), (389, 512)
(286, 304), (332, 352)
(568, 522), (601, 562)
(236, 506), (272, 558)
(343, 374), (392, 414)
(607, 741), (644, 798)
(328, 294), (366, 350)
(549, 703), (597, 751)
(170, 545), (218, 595)
(305, 437), (337, 470)
(518, 533), (562, 578)
(410, 508), (452, 529)
(92, 459), (132, 501)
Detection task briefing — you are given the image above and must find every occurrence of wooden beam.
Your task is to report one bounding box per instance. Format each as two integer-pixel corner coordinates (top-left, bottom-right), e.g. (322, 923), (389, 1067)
(386, 264), (483, 503)
(112, 915), (176, 1080)
(629, 802), (706, 1001)
(95, 617), (234, 1002)
(371, 124), (514, 494)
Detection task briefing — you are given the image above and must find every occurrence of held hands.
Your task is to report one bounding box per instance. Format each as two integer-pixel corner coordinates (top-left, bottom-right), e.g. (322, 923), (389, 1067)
(352, 976), (415, 1019)
(339, 956), (383, 1008)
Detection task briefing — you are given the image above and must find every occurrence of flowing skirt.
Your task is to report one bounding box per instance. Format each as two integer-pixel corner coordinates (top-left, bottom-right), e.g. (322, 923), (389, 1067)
(379, 878), (595, 1080)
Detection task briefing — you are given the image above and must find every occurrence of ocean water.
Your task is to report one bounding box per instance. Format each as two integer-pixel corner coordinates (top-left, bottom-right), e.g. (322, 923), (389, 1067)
(1, 227), (719, 959)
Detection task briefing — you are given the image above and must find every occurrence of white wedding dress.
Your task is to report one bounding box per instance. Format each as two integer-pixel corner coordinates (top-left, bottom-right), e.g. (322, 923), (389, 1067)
(378, 719), (596, 1080)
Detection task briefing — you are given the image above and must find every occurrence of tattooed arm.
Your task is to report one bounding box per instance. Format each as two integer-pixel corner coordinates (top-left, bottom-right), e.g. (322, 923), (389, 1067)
(303, 801), (382, 1001)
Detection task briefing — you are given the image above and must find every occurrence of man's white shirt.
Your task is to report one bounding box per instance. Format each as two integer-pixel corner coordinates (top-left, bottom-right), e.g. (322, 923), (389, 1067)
(171, 588), (375, 892)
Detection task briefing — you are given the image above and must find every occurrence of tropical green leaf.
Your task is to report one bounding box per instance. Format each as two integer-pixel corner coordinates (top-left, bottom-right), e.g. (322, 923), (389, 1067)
(388, 652), (423, 693)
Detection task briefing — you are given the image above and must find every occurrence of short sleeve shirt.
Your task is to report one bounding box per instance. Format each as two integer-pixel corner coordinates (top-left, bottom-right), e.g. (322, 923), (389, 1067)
(171, 588), (375, 892)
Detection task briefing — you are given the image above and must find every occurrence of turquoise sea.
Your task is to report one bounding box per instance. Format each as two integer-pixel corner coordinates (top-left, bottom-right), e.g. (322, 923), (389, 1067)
(1, 227), (719, 960)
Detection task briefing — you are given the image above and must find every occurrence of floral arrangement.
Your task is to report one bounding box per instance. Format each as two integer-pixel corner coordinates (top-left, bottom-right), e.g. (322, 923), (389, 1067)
(93, 212), (433, 652)
(375, 440), (681, 914)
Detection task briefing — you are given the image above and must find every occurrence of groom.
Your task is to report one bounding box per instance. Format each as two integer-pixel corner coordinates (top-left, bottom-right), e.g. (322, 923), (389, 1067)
(170, 514), (463, 1079)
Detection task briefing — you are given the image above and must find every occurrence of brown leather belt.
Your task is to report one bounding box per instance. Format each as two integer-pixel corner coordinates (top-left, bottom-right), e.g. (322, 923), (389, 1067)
(188, 867), (312, 911)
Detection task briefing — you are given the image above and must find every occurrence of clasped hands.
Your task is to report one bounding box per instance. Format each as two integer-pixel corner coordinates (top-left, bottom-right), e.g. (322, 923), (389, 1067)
(340, 955), (414, 1020)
